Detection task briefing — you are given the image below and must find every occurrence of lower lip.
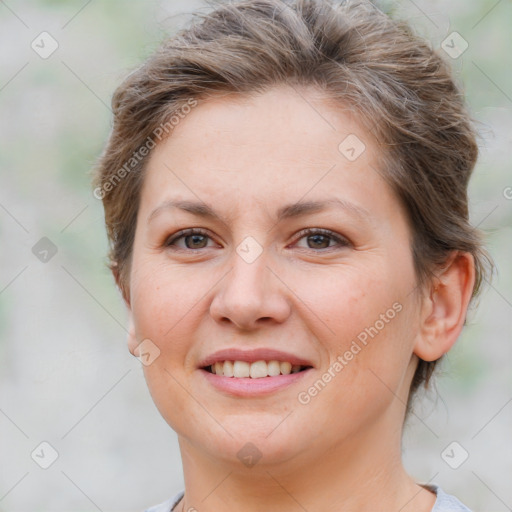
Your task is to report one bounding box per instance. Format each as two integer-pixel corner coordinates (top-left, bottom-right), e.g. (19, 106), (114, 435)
(199, 368), (313, 397)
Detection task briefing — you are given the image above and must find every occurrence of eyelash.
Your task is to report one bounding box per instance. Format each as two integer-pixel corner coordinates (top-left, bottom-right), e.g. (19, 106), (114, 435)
(164, 228), (350, 252)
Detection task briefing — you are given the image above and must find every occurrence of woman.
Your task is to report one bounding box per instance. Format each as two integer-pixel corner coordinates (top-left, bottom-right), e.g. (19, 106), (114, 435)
(93, 1), (491, 510)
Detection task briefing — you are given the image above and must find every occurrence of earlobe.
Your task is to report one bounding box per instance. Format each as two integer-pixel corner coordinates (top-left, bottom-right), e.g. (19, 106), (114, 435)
(413, 252), (475, 362)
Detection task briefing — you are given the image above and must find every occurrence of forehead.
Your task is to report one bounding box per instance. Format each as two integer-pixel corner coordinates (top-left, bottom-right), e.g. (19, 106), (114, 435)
(140, 85), (392, 220)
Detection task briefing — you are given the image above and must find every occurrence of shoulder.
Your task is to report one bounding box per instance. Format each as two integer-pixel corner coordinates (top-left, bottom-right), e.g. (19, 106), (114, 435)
(144, 490), (184, 512)
(423, 483), (473, 512)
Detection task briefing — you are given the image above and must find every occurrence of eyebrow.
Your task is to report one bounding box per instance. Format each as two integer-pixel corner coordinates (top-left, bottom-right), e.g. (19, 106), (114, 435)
(147, 198), (372, 225)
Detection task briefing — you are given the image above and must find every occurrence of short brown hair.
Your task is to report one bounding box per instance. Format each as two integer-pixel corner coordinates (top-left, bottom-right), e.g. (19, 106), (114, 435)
(93, 0), (492, 418)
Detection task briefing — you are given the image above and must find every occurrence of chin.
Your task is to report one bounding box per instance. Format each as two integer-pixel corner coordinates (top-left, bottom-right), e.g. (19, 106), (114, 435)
(180, 412), (310, 469)
(224, 416), (314, 466)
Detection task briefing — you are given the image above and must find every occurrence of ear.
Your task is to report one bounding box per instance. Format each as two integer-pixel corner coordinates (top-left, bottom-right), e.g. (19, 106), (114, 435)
(112, 265), (138, 357)
(413, 251), (475, 362)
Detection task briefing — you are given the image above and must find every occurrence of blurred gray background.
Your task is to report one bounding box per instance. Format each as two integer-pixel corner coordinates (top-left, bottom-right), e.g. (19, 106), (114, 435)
(0, 0), (510, 511)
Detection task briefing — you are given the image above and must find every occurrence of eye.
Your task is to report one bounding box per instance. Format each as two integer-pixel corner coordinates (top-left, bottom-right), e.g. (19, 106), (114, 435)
(164, 228), (217, 250)
(292, 228), (350, 251)
(164, 227), (350, 252)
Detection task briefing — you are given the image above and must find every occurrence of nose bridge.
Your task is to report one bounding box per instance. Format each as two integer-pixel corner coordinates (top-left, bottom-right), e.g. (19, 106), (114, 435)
(209, 235), (290, 329)
(225, 237), (271, 308)
(233, 236), (268, 291)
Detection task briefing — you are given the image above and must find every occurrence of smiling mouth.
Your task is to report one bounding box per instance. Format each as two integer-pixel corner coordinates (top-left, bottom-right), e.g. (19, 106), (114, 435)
(202, 360), (313, 378)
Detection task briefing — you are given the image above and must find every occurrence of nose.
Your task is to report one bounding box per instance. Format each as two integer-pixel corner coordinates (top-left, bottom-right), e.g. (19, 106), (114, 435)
(209, 246), (291, 331)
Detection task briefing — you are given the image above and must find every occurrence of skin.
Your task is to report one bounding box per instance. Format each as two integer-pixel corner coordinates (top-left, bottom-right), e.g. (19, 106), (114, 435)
(121, 85), (475, 512)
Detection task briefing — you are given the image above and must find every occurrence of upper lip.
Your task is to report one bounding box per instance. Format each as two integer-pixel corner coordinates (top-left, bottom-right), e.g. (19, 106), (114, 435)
(198, 348), (314, 369)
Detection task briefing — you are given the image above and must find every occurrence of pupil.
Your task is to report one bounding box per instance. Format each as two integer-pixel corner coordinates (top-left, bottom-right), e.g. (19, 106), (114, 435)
(309, 234), (329, 249)
(187, 235), (207, 249)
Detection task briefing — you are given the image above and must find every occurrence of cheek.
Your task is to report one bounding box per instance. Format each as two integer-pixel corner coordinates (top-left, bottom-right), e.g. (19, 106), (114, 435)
(129, 264), (202, 425)
(289, 263), (399, 345)
(130, 260), (203, 359)
(292, 263), (414, 399)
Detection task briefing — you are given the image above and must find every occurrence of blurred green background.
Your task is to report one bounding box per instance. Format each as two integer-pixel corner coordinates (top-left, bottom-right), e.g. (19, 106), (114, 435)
(0, 0), (510, 510)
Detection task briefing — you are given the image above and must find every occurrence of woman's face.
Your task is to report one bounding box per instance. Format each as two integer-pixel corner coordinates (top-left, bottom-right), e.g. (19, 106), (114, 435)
(127, 85), (423, 468)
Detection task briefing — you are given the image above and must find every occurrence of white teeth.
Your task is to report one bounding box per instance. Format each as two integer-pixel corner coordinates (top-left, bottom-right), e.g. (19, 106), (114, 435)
(249, 360), (268, 379)
(267, 360), (281, 376)
(208, 360), (307, 378)
(233, 361), (250, 378)
(280, 362), (292, 375)
(223, 360), (234, 377)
